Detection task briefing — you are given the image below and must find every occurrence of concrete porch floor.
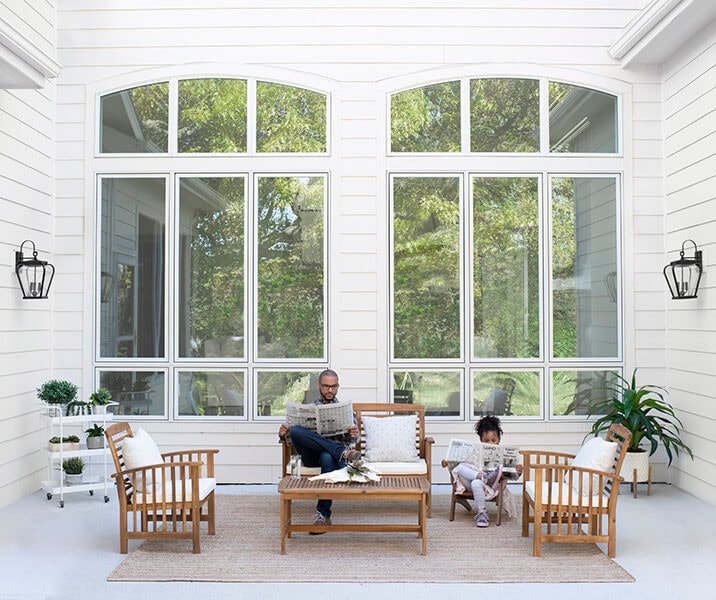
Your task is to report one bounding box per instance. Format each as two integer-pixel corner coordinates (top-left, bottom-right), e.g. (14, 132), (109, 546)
(1, 483), (713, 600)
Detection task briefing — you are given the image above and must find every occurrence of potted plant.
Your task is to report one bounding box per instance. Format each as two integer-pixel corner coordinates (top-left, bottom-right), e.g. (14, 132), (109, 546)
(48, 435), (80, 452)
(66, 399), (92, 416)
(586, 369), (694, 483)
(89, 387), (113, 414)
(85, 424), (105, 449)
(62, 457), (86, 485)
(37, 380), (78, 416)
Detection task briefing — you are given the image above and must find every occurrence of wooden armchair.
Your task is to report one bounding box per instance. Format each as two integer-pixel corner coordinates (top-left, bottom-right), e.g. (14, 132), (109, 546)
(520, 423), (631, 558)
(105, 422), (219, 553)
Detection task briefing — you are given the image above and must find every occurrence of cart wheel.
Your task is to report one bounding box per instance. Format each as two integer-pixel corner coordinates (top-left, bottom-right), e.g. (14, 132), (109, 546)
(89, 490), (94, 496)
(104, 496), (110, 503)
(59, 500), (64, 508)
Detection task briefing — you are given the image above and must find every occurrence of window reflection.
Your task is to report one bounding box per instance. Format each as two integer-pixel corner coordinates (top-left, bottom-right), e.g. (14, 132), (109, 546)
(99, 370), (165, 417)
(473, 371), (540, 417)
(392, 371), (462, 417)
(177, 371), (245, 417)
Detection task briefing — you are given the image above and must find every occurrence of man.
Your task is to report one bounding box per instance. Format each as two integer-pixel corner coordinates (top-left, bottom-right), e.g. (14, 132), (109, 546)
(278, 369), (359, 531)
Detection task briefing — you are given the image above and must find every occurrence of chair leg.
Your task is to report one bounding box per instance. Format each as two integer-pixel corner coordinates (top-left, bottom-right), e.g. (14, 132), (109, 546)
(449, 494), (456, 521)
(521, 495), (530, 537)
(192, 502), (201, 554)
(207, 492), (216, 535)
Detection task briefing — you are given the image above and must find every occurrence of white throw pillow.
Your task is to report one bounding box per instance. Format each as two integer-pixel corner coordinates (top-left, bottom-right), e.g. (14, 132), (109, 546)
(570, 436), (618, 495)
(121, 427), (164, 490)
(362, 415), (419, 462)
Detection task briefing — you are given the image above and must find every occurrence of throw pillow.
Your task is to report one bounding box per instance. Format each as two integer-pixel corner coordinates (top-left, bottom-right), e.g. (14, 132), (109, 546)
(121, 427), (164, 490)
(362, 415), (419, 462)
(570, 436), (618, 494)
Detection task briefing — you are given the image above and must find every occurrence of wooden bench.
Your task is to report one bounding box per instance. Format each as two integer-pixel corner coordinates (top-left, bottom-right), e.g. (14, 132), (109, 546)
(280, 402), (434, 516)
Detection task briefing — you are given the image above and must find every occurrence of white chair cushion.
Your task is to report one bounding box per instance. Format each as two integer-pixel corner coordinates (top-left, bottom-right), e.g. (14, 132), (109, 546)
(121, 428), (164, 491)
(570, 436), (618, 494)
(133, 477), (216, 504)
(525, 480), (610, 508)
(365, 459), (427, 475)
(362, 415), (419, 462)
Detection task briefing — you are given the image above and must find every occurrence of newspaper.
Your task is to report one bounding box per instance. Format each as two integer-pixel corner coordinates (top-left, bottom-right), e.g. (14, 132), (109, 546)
(445, 438), (519, 477)
(285, 400), (354, 437)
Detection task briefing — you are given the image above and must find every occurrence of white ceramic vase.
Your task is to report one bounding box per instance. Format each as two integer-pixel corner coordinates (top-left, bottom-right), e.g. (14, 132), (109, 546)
(621, 450), (650, 483)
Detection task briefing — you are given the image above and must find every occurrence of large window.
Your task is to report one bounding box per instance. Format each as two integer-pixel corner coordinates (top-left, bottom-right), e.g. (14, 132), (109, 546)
(95, 77), (329, 419)
(389, 77), (621, 420)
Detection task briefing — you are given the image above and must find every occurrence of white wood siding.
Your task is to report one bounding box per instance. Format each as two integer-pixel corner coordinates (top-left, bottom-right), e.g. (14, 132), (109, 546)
(662, 16), (716, 506)
(0, 0), (57, 508)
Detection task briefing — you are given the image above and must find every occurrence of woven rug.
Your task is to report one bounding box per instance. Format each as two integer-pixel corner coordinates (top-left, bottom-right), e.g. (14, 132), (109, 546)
(108, 493), (634, 583)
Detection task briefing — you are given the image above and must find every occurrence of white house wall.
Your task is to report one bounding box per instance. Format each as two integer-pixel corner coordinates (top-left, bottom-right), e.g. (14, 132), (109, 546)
(0, 0), (57, 507)
(5, 0), (700, 507)
(661, 15), (716, 506)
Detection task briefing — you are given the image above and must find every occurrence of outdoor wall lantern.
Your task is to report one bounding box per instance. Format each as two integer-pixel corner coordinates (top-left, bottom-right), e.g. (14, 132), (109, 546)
(100, 271), (114, 303)
(15, 240), (55, 299)
(663, 239), (703, 300)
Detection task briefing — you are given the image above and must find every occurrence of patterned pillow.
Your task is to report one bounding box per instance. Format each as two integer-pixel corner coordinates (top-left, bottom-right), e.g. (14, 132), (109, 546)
(362, 415), (419, 462)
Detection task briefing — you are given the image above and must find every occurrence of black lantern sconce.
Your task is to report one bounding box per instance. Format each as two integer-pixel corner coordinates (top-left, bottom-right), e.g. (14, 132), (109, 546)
(100, 271), (114, 303)
(15, 240), (56, 299)
(663, 239), (703, 300)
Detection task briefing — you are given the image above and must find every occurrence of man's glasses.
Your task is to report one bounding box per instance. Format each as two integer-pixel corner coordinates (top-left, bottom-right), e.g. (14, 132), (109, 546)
(320, 383), (339, 390)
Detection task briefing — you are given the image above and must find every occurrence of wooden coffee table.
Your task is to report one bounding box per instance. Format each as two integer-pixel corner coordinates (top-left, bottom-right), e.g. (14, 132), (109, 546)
(278, 475), (430, 555)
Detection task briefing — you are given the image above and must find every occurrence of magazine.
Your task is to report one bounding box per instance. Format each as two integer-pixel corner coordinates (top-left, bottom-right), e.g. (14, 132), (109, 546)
(285, 401), (354, 437)
(444, 438), (519, 477)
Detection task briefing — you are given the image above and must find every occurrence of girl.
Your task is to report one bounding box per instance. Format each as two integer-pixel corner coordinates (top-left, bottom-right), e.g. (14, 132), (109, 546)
(444, 415), (522, 527)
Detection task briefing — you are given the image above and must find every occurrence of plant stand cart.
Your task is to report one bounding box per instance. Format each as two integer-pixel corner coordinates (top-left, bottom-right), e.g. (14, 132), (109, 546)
(41, 404), (114, 507)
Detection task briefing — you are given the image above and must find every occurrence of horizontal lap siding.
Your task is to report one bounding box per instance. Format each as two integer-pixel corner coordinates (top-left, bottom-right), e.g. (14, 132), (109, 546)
(662, 16), (716, 506)
(0, 0), (57, 508)
(49, 1), (665, 487)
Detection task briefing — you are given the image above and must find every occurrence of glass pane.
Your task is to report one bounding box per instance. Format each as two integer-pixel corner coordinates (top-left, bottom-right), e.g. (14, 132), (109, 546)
(100, 83), (169, 153)
(549, 82), (617, 153)
(390, 81), (461, 152)
(473, 177), (540, 359)
(178, 177), (245, 358)
(257, 176), (325, 358)
(470, 78), (539, 152)
(177, 371), (245, 417)
(256, 82), (326, 152)
(473, 370), (540, 417)
(99, 178), (166, 358)
(553, 369), (618, 416)
(99, 370), (165, 417)
(256, 371), (317, 417)
(393, 176), (461, 359)
(178, 78), (247, 153)
(552, 177), (618, 358)
(392, 371), (461, 417)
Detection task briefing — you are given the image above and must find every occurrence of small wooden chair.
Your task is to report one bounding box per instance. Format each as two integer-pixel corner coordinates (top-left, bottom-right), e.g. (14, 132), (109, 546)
(105, 422), (219, 553)
(443, 459), (509, 525)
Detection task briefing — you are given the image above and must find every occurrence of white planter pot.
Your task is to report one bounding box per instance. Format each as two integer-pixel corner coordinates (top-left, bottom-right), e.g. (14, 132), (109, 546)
(86, 436), (104, 449)
(64, 473), (83, 485)
(622, 450), (650, 483)
(48, 442), (80, 453)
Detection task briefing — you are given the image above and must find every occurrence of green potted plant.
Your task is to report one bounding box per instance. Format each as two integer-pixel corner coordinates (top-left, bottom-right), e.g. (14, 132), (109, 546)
(48, 435), (80, 452)
(62, 457), (86, 485)
(66, 399), (92, 416)
(586, 369), (693, 484)
(89, 387), (113, 414)
(37, 380), (78, 416)
(85, 424), (105, 449)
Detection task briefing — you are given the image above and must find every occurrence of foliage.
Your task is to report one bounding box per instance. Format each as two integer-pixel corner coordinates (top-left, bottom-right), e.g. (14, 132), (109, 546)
(587, 369), (694, 465)
(85, 424), (105, 437)
(62, 457), (86, 475)
(37, 380), (78, 405)
(49, 436), (79, 444)
(127, 82), (169, 151)
(89, 388), (112, 405)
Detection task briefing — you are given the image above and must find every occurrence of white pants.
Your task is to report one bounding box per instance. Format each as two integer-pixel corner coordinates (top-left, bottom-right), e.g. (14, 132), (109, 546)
(452, 463), (489, 513)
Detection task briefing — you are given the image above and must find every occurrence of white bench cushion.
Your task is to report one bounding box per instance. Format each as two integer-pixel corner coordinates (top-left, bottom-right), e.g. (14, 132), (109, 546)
(365, 459), (427, 475)
(133, 477), (216, 504)
(525, 480), (609, 508)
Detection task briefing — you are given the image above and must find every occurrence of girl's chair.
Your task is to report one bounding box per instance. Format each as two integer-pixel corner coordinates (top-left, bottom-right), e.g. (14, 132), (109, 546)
(442, 460), (511, 525)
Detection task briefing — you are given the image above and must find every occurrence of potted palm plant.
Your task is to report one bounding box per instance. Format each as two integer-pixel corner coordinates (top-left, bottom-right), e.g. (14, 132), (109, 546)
(586, 369), (693, 484)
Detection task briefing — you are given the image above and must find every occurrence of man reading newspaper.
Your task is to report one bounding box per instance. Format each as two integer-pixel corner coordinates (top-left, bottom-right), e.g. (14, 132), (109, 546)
(278, 369), (359, 532)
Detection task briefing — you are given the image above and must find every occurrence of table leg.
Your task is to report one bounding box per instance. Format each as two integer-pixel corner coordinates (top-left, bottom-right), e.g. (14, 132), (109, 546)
(420, 493), (427, 555)
(280, 496), (289, 554)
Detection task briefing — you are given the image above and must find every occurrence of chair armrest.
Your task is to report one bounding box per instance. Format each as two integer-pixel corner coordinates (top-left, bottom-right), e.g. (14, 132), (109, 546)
(519, 449), (575, 482)
(530, 462), (621, 498)
(279, 436), (294, 476)
(162, 449), (218, 477)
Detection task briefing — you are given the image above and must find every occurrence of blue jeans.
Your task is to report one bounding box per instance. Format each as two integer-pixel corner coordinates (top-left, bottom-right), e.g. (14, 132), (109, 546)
(289, 426), (348, 517)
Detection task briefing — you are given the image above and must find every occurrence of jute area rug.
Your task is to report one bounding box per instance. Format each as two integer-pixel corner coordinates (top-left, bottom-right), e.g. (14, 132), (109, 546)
(108, 493), (634, 583)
